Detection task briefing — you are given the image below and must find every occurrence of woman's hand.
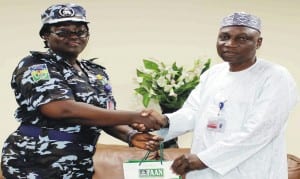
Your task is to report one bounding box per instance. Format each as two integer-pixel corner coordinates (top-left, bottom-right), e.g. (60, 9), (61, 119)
(131, 133), (163, 151)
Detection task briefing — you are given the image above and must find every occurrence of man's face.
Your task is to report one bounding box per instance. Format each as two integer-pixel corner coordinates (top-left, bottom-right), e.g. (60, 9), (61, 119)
(216, 26), (262, 71)
(43, 22), (89, 58)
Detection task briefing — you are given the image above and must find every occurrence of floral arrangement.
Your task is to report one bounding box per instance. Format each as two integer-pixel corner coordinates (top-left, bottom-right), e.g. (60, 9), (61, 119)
(134, 58), (211, 111)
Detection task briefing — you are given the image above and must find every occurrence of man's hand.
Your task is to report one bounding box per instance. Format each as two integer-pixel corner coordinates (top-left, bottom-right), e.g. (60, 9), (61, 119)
(171, 154), (207, 176)
(131, 133), (163, 151)
(131, 109), (167, 132)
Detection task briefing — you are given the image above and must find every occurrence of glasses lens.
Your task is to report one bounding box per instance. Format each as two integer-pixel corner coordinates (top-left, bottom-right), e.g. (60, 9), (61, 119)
(51, 30), (89, 38)
(76, 31), (89, 38)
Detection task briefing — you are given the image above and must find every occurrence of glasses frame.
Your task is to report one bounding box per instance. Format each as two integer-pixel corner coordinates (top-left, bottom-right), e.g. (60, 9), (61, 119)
(50, 30), (89, 38)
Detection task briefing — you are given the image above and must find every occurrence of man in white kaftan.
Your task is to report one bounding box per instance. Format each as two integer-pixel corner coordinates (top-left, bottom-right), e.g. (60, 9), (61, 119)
(155, 12), (299, 179)
(163, 58), (298, 178)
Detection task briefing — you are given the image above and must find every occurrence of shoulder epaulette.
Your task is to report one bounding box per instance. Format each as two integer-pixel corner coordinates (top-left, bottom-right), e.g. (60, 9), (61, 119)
(29, 51), (52, 59)
(84, 58), (106, 69)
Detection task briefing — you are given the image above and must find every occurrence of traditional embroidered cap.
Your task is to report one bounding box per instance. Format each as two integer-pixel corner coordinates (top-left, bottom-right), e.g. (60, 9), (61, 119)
(39, 3), (88, 36)
(221, 12), (261, 32)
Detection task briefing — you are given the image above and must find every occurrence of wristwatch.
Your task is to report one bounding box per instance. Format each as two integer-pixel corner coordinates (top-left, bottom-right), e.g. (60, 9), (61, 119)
(127, 129), (138, 147)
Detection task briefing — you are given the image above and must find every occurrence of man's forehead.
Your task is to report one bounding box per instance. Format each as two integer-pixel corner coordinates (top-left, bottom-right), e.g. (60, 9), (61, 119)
(219, 26), (260, 35)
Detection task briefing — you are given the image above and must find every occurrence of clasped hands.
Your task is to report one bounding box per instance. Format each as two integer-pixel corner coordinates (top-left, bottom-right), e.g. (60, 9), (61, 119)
(128, 109), (165, 151)
(131, 109), (167, 132)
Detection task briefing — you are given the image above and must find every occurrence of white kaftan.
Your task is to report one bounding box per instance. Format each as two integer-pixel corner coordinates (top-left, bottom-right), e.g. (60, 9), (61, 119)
(162, 59), (298, 179)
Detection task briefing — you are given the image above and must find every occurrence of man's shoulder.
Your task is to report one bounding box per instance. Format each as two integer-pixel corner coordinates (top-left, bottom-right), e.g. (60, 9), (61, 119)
(257, 58), (289, 74)
(255, 59), (296, 85)
(206, 62), (228, 73)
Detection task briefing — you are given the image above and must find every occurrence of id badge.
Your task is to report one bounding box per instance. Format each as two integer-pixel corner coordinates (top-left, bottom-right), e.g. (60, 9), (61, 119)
(106, 99), (115, 110)
(207, 116), (226, 133)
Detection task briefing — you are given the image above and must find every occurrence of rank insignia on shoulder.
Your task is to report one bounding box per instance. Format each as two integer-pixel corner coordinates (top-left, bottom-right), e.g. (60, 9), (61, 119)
(29, 64), (50, 82)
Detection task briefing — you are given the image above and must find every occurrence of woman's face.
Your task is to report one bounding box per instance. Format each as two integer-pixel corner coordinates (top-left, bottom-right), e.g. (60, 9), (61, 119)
(43, 22), (89, 59)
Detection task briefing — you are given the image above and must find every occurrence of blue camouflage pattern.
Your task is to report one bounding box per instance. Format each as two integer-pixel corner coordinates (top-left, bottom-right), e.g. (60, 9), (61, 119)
(41, 3), (88, 25)
(1, 50), (116, 178)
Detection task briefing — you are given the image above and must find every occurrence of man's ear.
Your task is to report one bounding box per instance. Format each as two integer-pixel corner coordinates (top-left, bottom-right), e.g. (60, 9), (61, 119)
(256, 37), (263, 49)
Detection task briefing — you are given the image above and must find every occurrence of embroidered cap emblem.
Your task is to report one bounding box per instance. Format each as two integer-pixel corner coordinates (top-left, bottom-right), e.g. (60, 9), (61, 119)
(58, 7), (75, 17)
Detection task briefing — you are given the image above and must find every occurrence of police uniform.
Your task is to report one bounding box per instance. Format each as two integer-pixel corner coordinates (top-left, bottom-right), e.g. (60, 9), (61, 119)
(1, 50), (116, 178)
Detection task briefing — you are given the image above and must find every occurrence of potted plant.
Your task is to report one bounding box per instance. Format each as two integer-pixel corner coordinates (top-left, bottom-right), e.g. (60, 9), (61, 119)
(134, 58), (211, 148)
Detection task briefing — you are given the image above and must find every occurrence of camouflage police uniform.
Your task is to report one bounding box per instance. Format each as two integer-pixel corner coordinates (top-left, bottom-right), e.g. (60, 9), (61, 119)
(1, 50), (116, 179)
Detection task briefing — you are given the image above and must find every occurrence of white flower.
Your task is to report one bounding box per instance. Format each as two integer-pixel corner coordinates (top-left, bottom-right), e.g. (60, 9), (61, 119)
(169, 88), (177, 97)
(158, 63), (165, 71)
(157, 76), (167, 87)
(165, 73), (172, 81)
(169, 69), (178, 77)
(149, 88), (156, 96)
(151, 73), (157, 78)
(174, 81), (184, 89)
(177, 75), (185, 82)
(185, 72), (196, 82)
(164, 85), (173, 93)
(136, 77), (143, 83)
(135, 58), (211, 108)
(170, 79), (176, 85)
(152, 82), (158, 89)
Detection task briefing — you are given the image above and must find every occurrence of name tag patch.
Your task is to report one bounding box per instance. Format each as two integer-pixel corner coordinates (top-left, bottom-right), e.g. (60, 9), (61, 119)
(207, 116), (226, 133)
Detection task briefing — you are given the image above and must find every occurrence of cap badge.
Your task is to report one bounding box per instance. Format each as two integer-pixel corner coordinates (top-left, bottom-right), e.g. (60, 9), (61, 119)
(58, 7), (75, 17)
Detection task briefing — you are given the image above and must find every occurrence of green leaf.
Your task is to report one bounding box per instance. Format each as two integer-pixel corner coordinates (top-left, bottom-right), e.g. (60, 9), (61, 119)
(172, 62), (178, 70)
(201, 58), (211, 74)
(141, 79), (153, 91)
(135, 88), (151, 107)
(143, 59), (159, 72)
(135, 87), (148, 96)
(142, 95), (151, 107)
(136, 69), (152, 81)
(136, 69), (145, 77)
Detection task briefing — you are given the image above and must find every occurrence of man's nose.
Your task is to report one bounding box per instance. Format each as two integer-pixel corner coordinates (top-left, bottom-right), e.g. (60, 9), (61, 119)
(224, 39), (238, 47)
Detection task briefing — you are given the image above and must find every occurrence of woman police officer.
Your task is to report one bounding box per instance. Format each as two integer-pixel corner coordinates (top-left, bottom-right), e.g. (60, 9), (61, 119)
(1, 3), (163, 178)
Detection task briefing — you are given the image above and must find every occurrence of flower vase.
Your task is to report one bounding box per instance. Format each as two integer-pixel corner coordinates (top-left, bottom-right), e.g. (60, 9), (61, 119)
(159, 103), (179, 148)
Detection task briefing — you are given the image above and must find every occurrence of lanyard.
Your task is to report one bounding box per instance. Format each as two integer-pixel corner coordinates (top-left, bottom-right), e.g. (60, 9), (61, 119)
(218, 100), (227, 116)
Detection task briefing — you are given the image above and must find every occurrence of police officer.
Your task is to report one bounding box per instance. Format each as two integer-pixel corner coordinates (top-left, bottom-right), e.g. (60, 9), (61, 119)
(1, 3), (163, 178)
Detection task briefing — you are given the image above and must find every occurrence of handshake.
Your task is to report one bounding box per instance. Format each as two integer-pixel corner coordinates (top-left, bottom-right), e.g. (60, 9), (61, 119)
(130, 109), (168, 132)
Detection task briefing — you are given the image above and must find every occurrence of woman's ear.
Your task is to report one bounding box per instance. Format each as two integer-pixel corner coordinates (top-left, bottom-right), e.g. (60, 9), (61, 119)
(41, 34), (50, 48)
(41, 33), (49, 41)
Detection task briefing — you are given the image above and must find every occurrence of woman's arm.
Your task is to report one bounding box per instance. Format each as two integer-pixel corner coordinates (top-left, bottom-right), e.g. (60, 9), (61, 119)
(39, 99), (164, 130)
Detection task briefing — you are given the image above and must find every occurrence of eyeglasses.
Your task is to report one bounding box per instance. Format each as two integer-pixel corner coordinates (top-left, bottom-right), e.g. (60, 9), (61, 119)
(50, 30), (89, 38)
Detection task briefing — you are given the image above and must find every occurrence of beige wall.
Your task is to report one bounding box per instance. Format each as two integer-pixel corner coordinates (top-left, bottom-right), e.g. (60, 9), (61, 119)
(1, 0), (299, 157)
